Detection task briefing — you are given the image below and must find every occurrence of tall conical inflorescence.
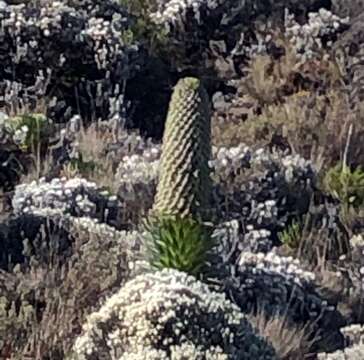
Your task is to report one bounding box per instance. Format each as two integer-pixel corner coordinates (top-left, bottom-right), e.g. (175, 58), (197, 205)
(152, 77), (212, 220)
(145, 77), (214, 275)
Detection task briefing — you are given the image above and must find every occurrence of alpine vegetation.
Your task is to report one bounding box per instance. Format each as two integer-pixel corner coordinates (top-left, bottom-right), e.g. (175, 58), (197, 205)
(151, 77), (212, 220)
(71, 269), (277, 360)
(3, 0), (364, 359)
(144, 77), (215, 275)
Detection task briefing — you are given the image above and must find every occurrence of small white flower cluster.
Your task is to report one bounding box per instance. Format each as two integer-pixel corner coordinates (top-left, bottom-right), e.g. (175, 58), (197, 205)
(341, 324), (364, 347)
(280, 153), (316, 184)
(83, 17), (111, 41)
(116, 147), (161, 186)
(213, 145), (315, 185)
(150, 0), (222, 29)
(249, 199), (279, 227)
(115, 147), (161, 217)
(213, 222), (273, 267)
(212, 219), (241, 263)
(12, 177), (115, 218)
(72, 269), (277, 359)
(350, 234), (364, 251)
(252, 148), (316, 183)
(119, 343), (229, 360)
(3, 2), (78, 60)
(2, 0), (138, 67)
(285, 8), (349, 60)
(242, 228), (273, 253)
(318, 325), (364, 360)
(12, 125), (28, 145)
(239, 251), (316, 286)
(81, 12), (139, 70)
(318, 346), (364, 360)
(211, 144), (251, 169)
(150, 0), (329, 36)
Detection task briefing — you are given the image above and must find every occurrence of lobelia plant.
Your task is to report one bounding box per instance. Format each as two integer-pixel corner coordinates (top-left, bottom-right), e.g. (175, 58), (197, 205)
(152, 77), (212, 219)
(144, 77), (214, 276)
(144, 215), (214, 275)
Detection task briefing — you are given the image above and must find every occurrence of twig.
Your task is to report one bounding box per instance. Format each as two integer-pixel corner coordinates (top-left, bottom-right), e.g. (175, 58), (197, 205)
(342, 123), (353, 171)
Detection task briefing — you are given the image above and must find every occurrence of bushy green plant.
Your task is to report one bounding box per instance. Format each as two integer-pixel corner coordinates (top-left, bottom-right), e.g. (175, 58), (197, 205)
(143, 215), (214, 276)
(278, 219), (303, 249)
(324, 163), (364, 208)
(11, 113), (50, 151)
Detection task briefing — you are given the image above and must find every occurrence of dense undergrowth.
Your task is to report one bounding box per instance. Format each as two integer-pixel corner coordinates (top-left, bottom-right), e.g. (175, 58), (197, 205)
(1, 0), (364, 359)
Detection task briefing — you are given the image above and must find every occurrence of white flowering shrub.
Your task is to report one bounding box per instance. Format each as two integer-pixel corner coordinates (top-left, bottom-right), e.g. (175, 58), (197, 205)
(208, 250), (346, 353)
(72, 269), (277, 359)
(0, 0), (142, 123)
(231, 252), (334, 320)
(341, 324), (364, 347)
(150, 0), (326, 32)
(211, 145), (318, 242)
(12, 177), (118, 220)
(116, 148), (160, 188)
(115, 147), (160, 224)
(318, 346), (364, 360)
(284, 8), (349, 60)
(118, 343), (230, 360)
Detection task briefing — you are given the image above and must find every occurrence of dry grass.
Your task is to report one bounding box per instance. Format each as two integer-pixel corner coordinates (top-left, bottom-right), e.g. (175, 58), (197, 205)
(213, 85), (364, 173)
(0, 219), (134, 359)
(20, 152), (55, 184)
(61, 124), (158, 229)
(242, 41), (302, 107)
(3, 85), (49, 119)
(248, 309), (318, 360)
(339, 206), (364, 238)
(1, 97), (55, 188)
(61, 123), (118, 193)
(277, 206), (350, 272)
(212, 34), (364, 171)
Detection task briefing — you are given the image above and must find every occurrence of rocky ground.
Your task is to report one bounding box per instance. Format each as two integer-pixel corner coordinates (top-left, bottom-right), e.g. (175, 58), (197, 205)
(1, 0), (364, 359)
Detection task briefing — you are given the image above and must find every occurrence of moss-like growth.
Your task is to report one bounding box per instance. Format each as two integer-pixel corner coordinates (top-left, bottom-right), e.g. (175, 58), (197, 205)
(152, 77), (212, 220)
